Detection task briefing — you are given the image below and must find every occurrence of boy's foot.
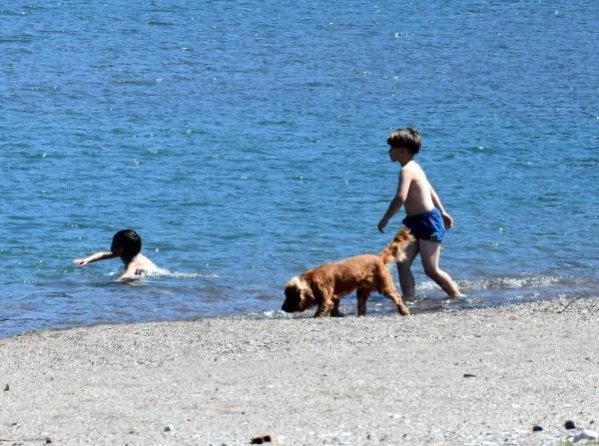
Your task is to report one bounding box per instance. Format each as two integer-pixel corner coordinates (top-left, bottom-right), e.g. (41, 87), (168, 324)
(449, 292), (466, 298)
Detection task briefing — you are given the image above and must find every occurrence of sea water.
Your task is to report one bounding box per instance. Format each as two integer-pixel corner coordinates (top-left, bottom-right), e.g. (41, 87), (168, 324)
(1, 1), (597, 339)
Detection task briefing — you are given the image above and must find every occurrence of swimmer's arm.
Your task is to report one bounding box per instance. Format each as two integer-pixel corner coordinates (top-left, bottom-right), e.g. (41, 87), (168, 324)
(378, 170), (412, 233)
(430, 185), (454, 229)
(73, 251), (117, 266)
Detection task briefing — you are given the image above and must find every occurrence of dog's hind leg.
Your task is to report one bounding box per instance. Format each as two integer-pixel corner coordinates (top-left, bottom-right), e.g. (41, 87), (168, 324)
(383, 289), (410, 316)
(357, 288), (371, 316)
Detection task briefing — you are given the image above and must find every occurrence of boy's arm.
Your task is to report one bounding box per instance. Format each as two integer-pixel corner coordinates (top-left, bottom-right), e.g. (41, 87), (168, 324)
(378, 170), (412, 233)
(430, 185), (446, 213)
(73, 251), (117, 266)
(430, 185), (454, 229)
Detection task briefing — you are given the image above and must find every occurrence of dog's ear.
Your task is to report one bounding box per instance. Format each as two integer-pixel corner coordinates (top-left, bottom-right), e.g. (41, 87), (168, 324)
(283, 276), (315, 312)
(308, 280), (325, 306)
(284, 283), (299, 301)
(286, 277), (303, 299)
(283, 279), (301, 313)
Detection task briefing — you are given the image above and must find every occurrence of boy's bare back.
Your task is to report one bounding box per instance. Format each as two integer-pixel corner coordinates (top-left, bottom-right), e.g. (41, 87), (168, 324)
(123, 253), (159, 278)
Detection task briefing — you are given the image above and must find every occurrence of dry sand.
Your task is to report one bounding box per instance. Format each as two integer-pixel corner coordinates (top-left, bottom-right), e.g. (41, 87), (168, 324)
(1, 298), (598, 445)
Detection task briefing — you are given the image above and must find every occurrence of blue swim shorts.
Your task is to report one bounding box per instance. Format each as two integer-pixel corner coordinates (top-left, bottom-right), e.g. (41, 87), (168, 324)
(402, 208), (446, 243)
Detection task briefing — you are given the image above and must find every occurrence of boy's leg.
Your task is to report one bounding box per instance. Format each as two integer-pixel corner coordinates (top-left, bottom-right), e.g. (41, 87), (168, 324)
(396, 240), (419, 298)
(419, 239), (465, 298)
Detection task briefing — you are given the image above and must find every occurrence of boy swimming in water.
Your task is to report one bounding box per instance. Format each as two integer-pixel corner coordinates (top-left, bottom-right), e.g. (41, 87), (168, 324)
(377, 128), (465, 298)
(73, 229), (159, 282)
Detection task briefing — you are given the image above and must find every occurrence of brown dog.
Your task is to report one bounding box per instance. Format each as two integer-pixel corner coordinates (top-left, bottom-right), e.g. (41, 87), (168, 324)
(282, 227), (415, 317)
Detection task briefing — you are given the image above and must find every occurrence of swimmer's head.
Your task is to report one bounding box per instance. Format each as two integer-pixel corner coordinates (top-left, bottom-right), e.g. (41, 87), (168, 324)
(111, 229), (142, 261)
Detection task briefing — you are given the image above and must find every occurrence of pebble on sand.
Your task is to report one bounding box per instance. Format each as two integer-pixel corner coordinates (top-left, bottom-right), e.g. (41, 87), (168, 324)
(564, 420), (576, 430)
(250, 434), (277, 444)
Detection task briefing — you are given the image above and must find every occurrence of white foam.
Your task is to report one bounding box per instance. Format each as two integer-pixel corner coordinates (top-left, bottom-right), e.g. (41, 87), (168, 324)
(107, 269), (218, 280)
(162, 271), (219, 279)
(414, 274), (565, 292)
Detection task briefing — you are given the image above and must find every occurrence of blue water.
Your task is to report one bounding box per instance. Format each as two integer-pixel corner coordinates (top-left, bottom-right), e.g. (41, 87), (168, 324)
(1, 1), (597, 339)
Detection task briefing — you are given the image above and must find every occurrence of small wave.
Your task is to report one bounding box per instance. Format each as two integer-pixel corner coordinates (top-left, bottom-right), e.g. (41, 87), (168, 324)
(415, 274), (569, 292)
(162, 271), (219, 279)
(145, 20), (173, 26)
(0, 33), (33, 43)
(107, 269), (218, 280)
(114, 79), (162, 86)
(231, 309), (297, 320)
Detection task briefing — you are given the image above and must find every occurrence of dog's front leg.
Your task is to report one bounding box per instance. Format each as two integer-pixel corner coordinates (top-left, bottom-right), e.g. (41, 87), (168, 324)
(330, 300), (345, 317)
(357, 288), (371, 316)
(311, 282), (334, 317)
(314, 300), (334, 317)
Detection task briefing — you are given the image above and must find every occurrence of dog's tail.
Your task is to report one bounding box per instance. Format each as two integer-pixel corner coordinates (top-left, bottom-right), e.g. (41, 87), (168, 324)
(379, 227), (415, 264)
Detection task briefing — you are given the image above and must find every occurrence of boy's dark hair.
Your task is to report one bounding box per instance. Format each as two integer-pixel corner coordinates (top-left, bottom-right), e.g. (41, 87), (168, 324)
(111, 229), (142, 261)
(387, 127), (421, 154)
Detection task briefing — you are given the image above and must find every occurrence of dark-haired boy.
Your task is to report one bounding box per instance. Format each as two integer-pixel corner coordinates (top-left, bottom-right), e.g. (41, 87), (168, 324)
(377, 127), (464, 298)
(73, 229), (159, 282)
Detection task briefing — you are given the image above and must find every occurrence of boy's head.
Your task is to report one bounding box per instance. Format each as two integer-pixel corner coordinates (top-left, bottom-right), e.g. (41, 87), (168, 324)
(387, 127), (421, 155)
(111, 229), (142, 261)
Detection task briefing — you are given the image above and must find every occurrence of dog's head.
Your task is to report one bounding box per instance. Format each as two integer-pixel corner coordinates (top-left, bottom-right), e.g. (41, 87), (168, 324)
(282, 276), (315, 313)
(380, 226), (415, 263)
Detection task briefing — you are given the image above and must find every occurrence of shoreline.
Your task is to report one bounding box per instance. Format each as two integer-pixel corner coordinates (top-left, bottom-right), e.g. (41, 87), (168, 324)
(1, 297), (598, 445)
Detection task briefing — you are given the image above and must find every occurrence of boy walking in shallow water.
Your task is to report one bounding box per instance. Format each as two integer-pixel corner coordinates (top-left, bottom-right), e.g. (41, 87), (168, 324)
(377, 128), (464, 298)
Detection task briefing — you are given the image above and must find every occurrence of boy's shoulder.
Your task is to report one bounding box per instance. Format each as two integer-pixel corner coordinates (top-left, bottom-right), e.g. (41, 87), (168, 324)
(136, 253), (158, 269)
(402, 160), (422, 173)
(402, 161), (427, 179)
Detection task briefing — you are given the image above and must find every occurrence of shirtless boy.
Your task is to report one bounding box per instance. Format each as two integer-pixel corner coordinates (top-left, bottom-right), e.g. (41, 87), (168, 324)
(377, 128), (464, 298)
(73, 229), (159, 282)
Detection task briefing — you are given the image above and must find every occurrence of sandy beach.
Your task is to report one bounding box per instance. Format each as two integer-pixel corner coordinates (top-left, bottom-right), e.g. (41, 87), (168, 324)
(1, 298), (598, 445)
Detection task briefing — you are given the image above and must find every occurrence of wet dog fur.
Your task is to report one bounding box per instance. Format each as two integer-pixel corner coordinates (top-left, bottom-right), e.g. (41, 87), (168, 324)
(282, 227), (415, 317)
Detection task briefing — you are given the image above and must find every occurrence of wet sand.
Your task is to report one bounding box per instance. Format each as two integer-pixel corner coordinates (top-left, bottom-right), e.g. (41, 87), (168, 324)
(1, 297), (598, 445)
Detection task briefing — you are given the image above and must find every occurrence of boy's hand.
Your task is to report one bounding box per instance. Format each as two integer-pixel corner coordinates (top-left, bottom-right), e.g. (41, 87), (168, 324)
(377, 218), (388, 233)
(441, 212), (454, 229)
(73, 258), (89, 266)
